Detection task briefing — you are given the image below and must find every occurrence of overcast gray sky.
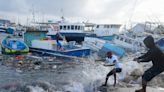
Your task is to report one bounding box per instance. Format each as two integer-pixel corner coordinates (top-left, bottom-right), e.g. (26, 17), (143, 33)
(0, 0), (164, 24)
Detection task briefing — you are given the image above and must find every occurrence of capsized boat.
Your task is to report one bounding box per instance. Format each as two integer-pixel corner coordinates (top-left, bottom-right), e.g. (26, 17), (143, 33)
(1, 37), (29, 54)
(83, 37), (125, 58)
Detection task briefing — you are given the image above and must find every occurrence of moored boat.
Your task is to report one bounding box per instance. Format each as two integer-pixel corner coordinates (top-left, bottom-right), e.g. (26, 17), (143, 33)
(156, 38), (164, 51)
(1, 36), (29, 54)
(30, 39), (90, 58)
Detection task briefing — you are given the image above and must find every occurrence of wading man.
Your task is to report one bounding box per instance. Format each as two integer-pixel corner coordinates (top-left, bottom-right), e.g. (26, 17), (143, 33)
(134, 35), (164, 92)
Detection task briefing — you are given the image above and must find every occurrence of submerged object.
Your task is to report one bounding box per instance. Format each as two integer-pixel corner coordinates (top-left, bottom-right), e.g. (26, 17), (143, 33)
(1, 37), (29, 54)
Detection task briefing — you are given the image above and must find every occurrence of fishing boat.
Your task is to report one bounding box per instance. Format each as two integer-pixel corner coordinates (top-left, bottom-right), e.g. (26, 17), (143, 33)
(92, 24), (122, 41)
(1, 36), (29, 54)
(156, 38), (164, 51)
(23, 28), (90, 58)
(84, 37), (125, 57)
(112, 34), (144, 52)
(30, 39), (90, 58)
(34, 17), (85, 43)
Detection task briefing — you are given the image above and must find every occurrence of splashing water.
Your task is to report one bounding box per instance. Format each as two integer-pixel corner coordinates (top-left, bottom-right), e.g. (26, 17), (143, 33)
(0, 53), (114, 92)
(2, 52), (163, 92)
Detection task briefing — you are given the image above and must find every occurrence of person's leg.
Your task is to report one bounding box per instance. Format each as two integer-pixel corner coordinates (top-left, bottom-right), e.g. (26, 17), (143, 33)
(113, 73), (116, 86)
(135, 79), (147, 92)
(113, 68), (122, 86)
(135, 67), (163, 92)
(142, 79), (147, 92)
(103, 69), (115, 86)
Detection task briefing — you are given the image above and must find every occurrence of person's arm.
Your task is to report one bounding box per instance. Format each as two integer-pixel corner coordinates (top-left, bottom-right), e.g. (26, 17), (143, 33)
(138, 50), (153, 62)
(139, 53), (152, 62)
(138, 52), (149, 59)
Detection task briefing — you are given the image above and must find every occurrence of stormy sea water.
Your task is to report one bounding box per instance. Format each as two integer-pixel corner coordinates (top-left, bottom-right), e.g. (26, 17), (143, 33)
(0, 33), (164, 92)
(0, 53), (164, 92)
(0, 53), (110, 92)
(0, 33), (110, 92)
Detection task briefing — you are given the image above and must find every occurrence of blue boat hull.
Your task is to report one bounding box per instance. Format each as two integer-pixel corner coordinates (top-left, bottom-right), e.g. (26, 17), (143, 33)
(29, 47), (90, 58)
(156, 38), (164, 51)
(1, 38), (29, 54)
(98, 43), (125, 58)
(97, 36), (115, 41)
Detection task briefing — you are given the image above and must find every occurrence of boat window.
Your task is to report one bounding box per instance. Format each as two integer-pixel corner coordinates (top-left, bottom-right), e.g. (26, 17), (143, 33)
(81, 26), (84, 30)
(111, 25), (121, 28)
(75, 26), (78, 30)
(107, 25), (110, 28)
(116, 36), (119, 39)
(80, 26), (82, 30)
(68, 26), (70, 30)
(97, 25), (99, 28)
(63, 26), (66, 30)
(125, 39), (128, 42)
(71, 25), (74, 30)
(120, 37), (124, 41)
(60, 26), (62, 30)
(78, 26), (80, 30)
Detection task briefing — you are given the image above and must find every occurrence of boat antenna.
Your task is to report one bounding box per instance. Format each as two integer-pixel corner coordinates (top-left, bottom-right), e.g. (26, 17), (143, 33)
(60, 8), (65, 21)
(31, 4), (36, 23)
(128, 0), (138, 30)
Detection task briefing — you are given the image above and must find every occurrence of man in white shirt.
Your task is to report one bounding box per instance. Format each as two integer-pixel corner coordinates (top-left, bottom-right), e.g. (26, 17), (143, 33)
(102, 51), (122, 86)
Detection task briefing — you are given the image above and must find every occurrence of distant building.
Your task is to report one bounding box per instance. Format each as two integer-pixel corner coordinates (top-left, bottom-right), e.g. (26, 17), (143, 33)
(0, 19), (11, 27)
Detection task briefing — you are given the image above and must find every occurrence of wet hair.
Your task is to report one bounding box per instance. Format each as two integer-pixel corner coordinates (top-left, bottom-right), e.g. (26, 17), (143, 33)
(144, 35), (154, 43)
(143, 35), (155, 48)
(107, 51), (112, 56)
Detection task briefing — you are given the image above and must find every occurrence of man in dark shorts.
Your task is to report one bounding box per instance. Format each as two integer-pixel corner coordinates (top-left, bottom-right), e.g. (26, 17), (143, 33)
(134, 35), (164, 92)
(102, 51), (122, 86)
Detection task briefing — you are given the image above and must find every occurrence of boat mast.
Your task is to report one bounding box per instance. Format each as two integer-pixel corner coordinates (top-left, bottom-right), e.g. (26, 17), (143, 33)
(60, 8), (65, 22)
(31, 4), (36, 23)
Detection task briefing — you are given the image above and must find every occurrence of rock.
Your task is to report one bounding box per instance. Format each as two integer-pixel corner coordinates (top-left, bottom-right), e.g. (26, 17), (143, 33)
(34, 65), (41, 70)
(18, 61), (23, 65)
(15, 85), (31, 92)
(2, 82), (21, 90)
(34, 61), (42, 65)
(122, 76), (134, 83)
(52, 65), (57, 69)
(130, 69), (143, 78)
(30, 81), (57, 91)
(16, 68), (23, 73)
(113, 87), (164, 92)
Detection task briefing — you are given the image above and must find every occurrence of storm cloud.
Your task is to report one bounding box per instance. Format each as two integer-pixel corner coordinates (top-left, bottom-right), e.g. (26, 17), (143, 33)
(0, 0), (164, 24)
